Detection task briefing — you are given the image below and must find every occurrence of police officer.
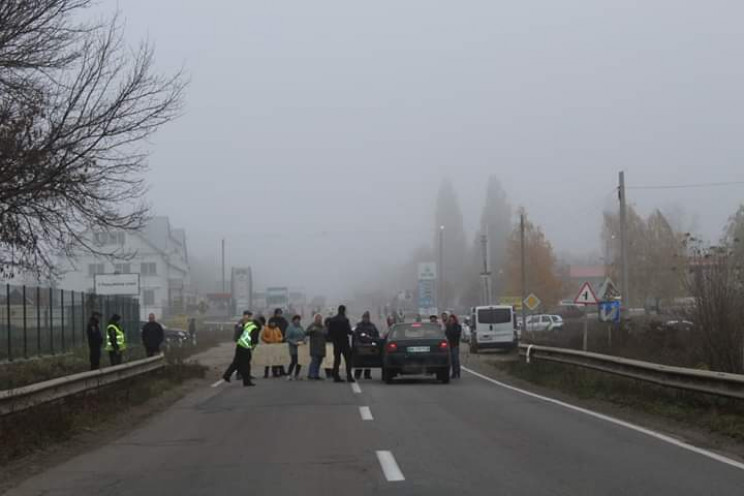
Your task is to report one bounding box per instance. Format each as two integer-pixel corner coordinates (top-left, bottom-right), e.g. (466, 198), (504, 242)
(105, 314), (126, 366)
(222, 310), (257, 387)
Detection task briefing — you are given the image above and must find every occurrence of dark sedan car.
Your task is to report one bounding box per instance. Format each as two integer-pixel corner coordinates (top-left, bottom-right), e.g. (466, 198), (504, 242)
(382, 323), (451, 384)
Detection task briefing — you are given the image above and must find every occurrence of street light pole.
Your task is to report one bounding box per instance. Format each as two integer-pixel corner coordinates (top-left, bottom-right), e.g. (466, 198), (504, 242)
(520, 211), (527, 334)
(439, 225), (445, 312)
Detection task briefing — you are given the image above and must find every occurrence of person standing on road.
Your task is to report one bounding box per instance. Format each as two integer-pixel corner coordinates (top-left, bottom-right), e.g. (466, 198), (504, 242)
(353, 311), (380, 380)
(429, 315), (439, 325)
(328, 305), (355, 383)
(260, 320), (284, 378)
(141, 313), (165, 357)
(305, 313), (327, 380)
(269, 308), (289, 338)
(86, 311), (103, 370)
(222, 310), (257, 387)
(440, 311), (449, 331)
(188, 318), (197, 344)
(446, 314), (462, 379)
(269, 308), (289, 375)
(285, 315), (306, 380)
(105, 314), (126, 366)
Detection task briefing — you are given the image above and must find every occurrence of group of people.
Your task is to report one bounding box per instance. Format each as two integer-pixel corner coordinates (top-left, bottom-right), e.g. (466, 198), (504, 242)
(221, 305), (465, 387)
(85, 312), (167, 370)
(222, 306), (380, 387)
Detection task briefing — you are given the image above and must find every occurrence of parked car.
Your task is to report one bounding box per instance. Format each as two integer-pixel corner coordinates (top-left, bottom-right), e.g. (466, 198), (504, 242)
(164, 328), (189, 345)
(524, 314), (564, 332)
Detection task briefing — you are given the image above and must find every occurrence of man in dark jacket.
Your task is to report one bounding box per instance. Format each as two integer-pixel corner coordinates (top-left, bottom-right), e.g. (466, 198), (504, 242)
(269, 308), (289, 338)
(141, 313), (165, 357)
(353, 311), (380, 380)
(328, 305), (355, 383)
(86, 311), (103, 370)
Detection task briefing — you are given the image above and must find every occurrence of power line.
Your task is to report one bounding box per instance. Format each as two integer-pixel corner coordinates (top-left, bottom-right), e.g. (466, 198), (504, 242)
(627, 181), (744, 191)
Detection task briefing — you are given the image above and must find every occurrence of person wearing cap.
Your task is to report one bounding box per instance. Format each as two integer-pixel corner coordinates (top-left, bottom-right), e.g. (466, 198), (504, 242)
(86, 311), (103, 370)
(222, 310), (257, 387)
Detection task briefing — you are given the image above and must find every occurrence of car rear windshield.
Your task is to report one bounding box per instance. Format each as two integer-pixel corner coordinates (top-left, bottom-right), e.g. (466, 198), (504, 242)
(477, 308), (512, 324)
(390, 323), (444, 339)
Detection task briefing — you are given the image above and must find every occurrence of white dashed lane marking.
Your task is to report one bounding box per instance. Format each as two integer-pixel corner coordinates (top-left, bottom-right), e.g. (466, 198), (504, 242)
(376, 451), (405, 482)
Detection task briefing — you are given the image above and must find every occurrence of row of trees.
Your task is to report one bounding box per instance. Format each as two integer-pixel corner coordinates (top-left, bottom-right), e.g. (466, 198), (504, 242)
(0, 0), (184, 277)
(431, 176), (563, 310)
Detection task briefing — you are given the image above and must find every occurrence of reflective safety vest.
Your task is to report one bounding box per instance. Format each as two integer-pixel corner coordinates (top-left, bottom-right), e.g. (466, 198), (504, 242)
(105, 324), (127, 352)
(237, 321), (257, 349)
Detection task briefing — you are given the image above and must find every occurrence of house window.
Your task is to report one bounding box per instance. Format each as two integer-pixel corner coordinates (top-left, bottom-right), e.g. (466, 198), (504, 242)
(88, 263), (105, 276)
(94, 232), (125, 245)
(140, 262), (157, 276)
(143, 289), (155, 306)
(114, 263), (131, 274)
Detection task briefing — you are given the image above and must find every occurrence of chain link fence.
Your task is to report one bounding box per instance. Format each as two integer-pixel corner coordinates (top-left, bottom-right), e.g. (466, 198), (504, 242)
(0, 284), (140, 362)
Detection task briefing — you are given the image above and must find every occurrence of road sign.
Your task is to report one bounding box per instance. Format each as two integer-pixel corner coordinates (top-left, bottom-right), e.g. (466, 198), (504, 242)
(524, 293), (541, 311)
(418, 262), (437, 281)
(574, 281), (599, 305)
(597, 277), (620, 301)
(418, 279), (435, 309)
(599, 300), (621, 323)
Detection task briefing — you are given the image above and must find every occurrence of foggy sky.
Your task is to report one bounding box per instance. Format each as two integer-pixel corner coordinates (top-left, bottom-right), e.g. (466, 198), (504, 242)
(105, 0), (744, 297)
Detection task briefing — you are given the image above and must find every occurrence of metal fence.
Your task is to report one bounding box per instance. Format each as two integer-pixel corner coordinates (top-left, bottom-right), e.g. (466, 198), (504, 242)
(0, 284), (140, 362)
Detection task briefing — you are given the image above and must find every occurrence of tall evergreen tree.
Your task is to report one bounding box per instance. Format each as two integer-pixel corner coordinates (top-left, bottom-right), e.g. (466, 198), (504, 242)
(479, 176), (512, 297)
(434, 179), (467, 308)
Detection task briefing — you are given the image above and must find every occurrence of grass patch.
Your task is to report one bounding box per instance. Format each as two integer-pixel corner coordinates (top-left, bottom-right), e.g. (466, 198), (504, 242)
(0, 358), (206, 465)
(488, 359), (744, 441)
(1, 330), (232, 390)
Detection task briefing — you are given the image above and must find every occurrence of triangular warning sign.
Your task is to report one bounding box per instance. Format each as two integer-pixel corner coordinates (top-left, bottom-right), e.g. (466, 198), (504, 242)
(574, 281), (599, 305)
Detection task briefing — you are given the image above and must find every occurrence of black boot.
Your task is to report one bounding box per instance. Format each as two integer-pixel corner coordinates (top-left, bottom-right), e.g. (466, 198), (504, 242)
(333, 375), (345, 383)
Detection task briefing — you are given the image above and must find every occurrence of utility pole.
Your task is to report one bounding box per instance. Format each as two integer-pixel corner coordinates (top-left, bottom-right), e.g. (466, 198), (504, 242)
(619, 171), (629, 308)
(480, 233), (491, 305)
(438, 225), (445, 312)
(221, 238), (226, 293)
(520, 211), (527, 334)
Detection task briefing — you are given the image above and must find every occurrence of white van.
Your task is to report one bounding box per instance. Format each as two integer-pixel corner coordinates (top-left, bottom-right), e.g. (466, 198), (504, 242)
(469, 305), (518, 353)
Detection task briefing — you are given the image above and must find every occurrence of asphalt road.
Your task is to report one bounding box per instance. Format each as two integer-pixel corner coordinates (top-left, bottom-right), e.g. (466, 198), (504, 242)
(5, 353), (744, 495)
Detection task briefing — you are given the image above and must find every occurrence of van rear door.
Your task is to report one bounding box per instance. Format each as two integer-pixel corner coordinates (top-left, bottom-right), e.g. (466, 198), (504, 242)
(476, 307), (513, 343)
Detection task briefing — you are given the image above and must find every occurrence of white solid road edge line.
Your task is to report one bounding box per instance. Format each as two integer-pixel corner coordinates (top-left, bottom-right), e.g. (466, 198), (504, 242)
(461, 366), (744, 472)
(376, 450), (405, 482)
(210, 379), (225, 388)
(359, 406), (374, 421)
(351, 382), (362, 394)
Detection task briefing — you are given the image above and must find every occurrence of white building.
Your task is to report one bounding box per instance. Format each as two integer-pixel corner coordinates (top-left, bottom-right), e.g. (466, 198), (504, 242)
(57, 217), (191, 321)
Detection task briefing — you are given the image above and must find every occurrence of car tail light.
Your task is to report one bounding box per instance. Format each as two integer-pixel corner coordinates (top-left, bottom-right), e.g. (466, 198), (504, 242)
(439, 341), (449, 350)
(386, 342), (398, 352)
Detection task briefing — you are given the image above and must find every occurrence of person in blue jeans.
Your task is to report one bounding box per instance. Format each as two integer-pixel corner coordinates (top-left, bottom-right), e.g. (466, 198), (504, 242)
(305, 314), (327, 380)
(445, 314), (462, 379)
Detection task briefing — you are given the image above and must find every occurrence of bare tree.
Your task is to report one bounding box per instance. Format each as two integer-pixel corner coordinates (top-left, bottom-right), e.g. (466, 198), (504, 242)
(0, 0), (185, 276)
(685, 238), (744, 373)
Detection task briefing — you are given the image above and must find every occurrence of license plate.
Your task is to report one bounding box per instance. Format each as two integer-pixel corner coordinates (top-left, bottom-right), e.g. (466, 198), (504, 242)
(408, 346), (430, 353)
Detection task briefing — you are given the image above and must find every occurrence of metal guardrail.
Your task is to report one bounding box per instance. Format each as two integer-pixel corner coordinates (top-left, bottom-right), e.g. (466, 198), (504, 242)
(519, 344), (744, 400)
(0, 355), (165, 416)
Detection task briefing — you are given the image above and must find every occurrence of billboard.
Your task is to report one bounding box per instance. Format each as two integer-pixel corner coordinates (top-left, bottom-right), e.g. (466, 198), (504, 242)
(231, 267), (253, 311)
(94, 273), (140, 296)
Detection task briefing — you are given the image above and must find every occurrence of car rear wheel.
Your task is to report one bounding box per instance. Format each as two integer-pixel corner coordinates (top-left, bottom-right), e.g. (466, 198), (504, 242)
(382, 368), (394, 384)
(437, 369), (450, 384)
